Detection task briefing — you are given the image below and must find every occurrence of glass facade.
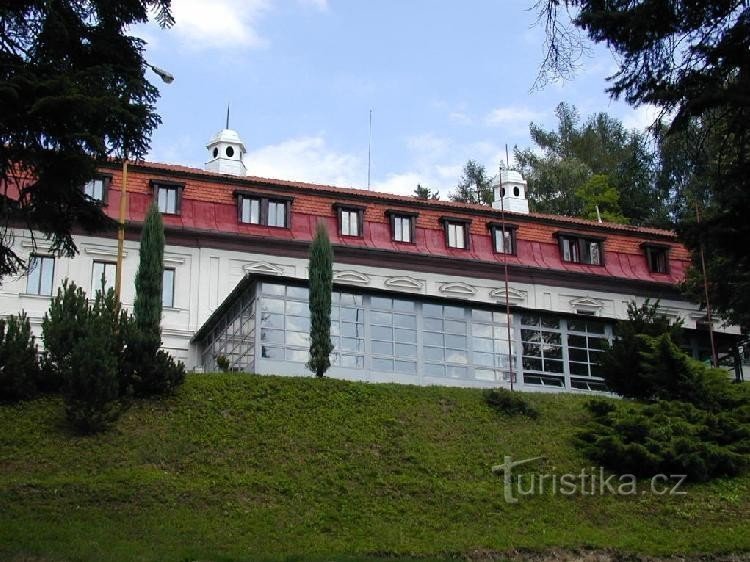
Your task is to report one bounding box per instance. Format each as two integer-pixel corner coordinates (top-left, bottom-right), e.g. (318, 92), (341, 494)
(198, 280), (611, 392)
(200, 289), (257, 372)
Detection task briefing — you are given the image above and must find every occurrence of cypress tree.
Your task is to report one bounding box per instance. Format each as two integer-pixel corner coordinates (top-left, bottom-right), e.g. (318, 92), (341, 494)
(127, 203), (184, 396)
(307, 222), (334, 378)
(133, 203), (165, 348)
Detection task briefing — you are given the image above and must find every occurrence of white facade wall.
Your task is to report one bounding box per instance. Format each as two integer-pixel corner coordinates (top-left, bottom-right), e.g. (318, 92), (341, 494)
(1, 228), (737, 374)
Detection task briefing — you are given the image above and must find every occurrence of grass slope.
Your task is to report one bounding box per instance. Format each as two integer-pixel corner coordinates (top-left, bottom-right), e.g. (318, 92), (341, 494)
(0, 374), (748, 562)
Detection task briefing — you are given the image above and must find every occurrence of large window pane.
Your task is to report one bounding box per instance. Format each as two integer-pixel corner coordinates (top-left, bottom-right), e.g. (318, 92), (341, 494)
(26, 255), (54, 296)
(163, 268), (175, 307)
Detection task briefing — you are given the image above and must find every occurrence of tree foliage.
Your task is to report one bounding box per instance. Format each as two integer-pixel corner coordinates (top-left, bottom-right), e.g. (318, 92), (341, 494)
(449, 160), (494, 205)
(63, 289), (124, 434)
(598, 299), (684, 401)
(413, 184), (439, 200)
(535, 1), (750, 329)
(515, 102), (665, 225)
(42, 280), (89, 391)
(307, 222), (334, 378)
(0, 311), (40, 401)
(128, 203), (183, 396)
(133, 203), (165, 347)
(0, 1), (173, 281)
(579, 398), (750, 482)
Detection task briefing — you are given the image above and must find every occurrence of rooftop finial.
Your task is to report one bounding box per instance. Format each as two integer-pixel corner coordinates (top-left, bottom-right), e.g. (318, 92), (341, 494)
(226, 103), (230, 130)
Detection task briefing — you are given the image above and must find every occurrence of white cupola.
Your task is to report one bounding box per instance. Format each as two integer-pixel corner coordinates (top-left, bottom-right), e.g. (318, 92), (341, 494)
(492, 170), (529, 214)
(205, 119), (247, 176)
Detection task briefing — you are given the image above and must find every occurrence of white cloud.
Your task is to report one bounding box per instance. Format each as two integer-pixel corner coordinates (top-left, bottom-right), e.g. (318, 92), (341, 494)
(148, 135), (201, 168)
(169, 0), (271, 50)
(245, 135), (364, 187)
(240, 131), (507, 201)
(622, 104), (662, 131)
(448, 111), (472, 125)
(485, 106), (545, 127)
(372, 173), (424, 197)
(406, 133), (451, 156)
(298, 0), (328, 10)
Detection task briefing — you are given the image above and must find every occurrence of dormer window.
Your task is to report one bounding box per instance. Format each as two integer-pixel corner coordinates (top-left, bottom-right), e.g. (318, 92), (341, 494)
(556, 232), (604, 266)
(83, 175), (110, 204)
(239, 196), (261, 224)
(235, 191), (293, 228)
(334, 204), (364, 237)
(487, 222), (517, 255)
(267, 200), (287, 228)
(386, 211), (417, 244)
(151, 181), (184, 215)
(440, 217), (470, 249)
(642, 243), (670, 274)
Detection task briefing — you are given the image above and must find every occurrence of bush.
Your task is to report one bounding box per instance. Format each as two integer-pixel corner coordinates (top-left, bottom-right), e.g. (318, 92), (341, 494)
(41, 280), (89, 392)
(578, 398), (750, 482)
(483, 388), (539, 419)
(63, 310), (123, 434)
(124, 335), (185, 397)
(640, 333), (740, 410)
(0, 312), (40, 401)
(599, 299), (684, 400)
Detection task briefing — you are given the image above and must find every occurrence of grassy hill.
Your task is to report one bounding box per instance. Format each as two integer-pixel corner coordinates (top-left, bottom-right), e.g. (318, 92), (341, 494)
(1, 374), (748, 562)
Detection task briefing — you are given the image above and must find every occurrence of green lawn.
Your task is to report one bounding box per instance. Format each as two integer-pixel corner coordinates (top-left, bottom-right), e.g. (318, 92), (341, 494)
(1, 374), (748, 561)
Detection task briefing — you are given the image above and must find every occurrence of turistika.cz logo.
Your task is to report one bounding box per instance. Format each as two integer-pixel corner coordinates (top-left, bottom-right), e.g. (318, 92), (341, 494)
(491, 455), (687, 503)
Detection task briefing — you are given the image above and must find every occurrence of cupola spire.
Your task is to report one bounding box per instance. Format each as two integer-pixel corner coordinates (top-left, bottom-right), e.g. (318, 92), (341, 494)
(205, 107), (247, 176)
(492, 170), (529, 214)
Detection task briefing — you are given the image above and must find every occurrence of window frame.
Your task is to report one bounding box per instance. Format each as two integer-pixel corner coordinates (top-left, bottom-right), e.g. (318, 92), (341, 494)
(83, 174), (112, 205)
(163, 267), (176, 308)
(233, 191), (293, 229)
(333, 203), (365, 238)
(91, 260), (117, 296)
(385, 210), (418, 244)
(26, 254), (55, 296)
(237, 195), (262, 225)
(440, 217), (471, 250)
(487, 222), (518, 255)
(150, 180), (185, 215)
(641, 242), (670, 274)
(554, 231), (605, 266)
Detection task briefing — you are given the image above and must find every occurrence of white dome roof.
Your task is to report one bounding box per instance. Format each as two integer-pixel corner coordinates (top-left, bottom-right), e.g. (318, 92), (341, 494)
(206, 128), (246, 152)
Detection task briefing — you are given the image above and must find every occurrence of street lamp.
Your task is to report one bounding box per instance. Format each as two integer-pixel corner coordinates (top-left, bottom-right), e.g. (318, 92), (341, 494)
(114, 63), (174, 303)
(146, 63), (175, 84)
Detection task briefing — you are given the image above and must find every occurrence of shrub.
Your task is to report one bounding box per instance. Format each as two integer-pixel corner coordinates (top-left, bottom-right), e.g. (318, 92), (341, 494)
(63, 310), (123, 434)
(639, 333), (740, 410)
(0, 312), (40, 401)
(578, 398), (750, 482)
(599, 299), (684, 400)
(216, 355), (230, 372)
(41, 280), (89, 392)
(125, 338), (185, 396)
(483, 388), (539, 419)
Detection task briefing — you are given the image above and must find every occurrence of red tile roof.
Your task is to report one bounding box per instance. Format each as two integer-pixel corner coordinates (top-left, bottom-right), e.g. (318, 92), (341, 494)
(93, 158), (690, 287)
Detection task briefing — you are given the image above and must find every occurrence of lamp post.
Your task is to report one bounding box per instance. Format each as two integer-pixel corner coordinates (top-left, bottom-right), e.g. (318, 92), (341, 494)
(114, 63), (174, 303)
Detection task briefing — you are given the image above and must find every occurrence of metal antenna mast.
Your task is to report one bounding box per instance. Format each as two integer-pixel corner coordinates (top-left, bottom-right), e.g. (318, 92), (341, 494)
(368, 109), (373, 190)
(498, 162), (515, 392)
(226, 104), (230, 129)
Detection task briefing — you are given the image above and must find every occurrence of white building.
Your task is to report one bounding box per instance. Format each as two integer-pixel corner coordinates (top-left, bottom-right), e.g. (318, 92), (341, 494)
(1, 128), (742, 390)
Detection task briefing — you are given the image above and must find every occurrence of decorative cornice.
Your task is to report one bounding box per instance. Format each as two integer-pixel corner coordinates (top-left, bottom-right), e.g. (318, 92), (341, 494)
(384, 276), (425, 292)
(333, 270), (371, 285)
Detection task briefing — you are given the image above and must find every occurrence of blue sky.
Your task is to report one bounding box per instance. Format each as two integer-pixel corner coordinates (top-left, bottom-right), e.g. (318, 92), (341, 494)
(135, 0), (657, 197)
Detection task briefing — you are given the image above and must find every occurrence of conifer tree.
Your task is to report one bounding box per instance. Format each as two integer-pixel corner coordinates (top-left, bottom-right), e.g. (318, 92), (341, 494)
(127, 203), (184, 396)
(133, 203), (165, 349)
(307, 222), (334, 378)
